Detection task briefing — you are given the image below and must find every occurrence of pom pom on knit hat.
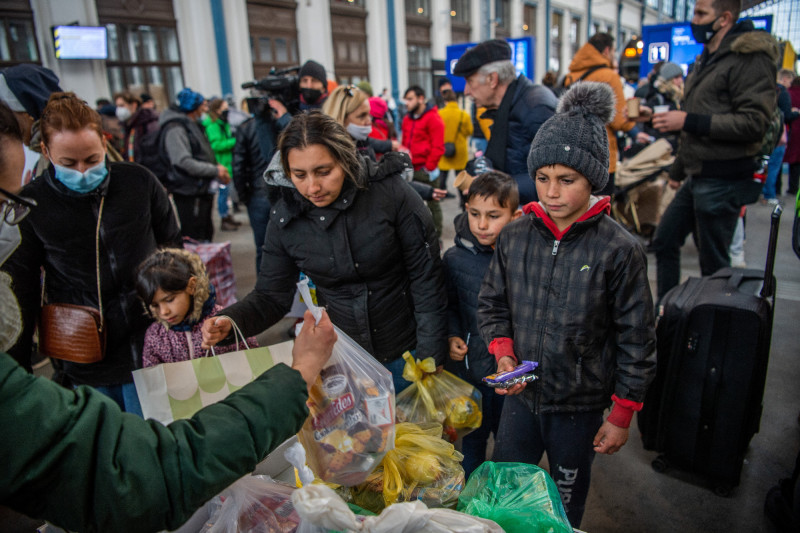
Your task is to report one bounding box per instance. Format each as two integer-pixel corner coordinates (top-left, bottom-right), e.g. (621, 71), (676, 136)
(527, 81), (615, 192)
(176, 88), (204, 112)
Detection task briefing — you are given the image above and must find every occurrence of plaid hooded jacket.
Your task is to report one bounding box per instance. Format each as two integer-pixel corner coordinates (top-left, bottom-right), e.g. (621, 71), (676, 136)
(477, 198), (656, 413)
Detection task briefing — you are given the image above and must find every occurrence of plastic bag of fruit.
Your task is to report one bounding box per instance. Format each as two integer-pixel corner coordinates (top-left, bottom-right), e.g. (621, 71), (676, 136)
(351, 422), (465, 513)
(395, 352), (482, 442)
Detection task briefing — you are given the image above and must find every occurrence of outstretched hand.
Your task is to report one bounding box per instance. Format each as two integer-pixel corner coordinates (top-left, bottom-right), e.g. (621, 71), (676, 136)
(291, 309), (337, 390)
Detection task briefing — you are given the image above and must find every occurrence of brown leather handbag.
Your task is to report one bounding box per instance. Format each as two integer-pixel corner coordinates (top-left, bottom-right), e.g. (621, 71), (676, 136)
(38, 197), (106, 364)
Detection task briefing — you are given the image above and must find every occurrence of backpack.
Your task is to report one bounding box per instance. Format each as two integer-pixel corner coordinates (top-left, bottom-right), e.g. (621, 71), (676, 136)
(760, 105), (784, 160)
(136, 118), (188, 185)
(554, 65), (610, 97)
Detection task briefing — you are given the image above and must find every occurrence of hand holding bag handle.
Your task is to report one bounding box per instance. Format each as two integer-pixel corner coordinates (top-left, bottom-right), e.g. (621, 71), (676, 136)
(207, 316), (250, 357)
(39, 196), (106, 363)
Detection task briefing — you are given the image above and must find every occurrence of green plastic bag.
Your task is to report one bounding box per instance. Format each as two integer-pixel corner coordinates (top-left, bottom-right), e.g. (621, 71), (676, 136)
(457, 461), (572, 533)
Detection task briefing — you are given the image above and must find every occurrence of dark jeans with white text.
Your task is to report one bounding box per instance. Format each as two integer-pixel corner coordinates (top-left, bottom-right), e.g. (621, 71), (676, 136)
(492, 394), (603, 528)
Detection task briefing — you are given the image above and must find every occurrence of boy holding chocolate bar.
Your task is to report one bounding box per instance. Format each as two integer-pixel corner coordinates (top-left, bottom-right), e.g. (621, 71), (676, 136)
(477, 82), (656, 528)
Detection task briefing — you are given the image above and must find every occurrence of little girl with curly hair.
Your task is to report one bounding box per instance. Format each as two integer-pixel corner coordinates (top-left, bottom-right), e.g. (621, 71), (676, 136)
(136, 248), (257, 367)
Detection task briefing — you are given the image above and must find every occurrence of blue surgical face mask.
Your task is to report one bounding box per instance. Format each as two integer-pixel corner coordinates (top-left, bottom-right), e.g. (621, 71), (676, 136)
(52, 159), (108, 193)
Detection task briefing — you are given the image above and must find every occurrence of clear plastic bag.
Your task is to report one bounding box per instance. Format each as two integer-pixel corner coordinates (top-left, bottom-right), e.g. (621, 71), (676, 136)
(201, 475), (300, 533)
(295, 279), (396, 487)
(456, 462), (572, 533)
(351, 422), (465, 513)
(293, 484), (503, 533)
(395, 352), (482, 442)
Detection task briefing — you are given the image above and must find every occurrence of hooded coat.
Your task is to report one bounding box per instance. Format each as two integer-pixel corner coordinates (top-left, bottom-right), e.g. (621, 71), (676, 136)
(218, 152), (448, 365)
(3, 162), (182, 385)
(670, 21), (779, 181)
(566, 43), (636, 174)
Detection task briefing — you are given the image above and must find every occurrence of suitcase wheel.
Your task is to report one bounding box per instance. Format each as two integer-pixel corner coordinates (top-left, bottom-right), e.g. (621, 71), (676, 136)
(651, 455), (669, 473)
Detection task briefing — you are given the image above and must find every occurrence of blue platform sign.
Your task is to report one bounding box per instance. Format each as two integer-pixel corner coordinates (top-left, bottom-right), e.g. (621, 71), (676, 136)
(639, 15), (773, 80)
(445, 36), (536, 93)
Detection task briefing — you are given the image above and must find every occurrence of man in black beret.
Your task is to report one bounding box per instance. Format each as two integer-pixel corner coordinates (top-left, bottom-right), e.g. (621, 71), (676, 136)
(454, 39), (558, 204)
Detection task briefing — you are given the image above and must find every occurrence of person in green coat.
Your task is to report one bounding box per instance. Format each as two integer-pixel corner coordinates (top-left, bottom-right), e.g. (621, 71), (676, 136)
(0, 100), (336, 533)
(203, 98), (241, 231)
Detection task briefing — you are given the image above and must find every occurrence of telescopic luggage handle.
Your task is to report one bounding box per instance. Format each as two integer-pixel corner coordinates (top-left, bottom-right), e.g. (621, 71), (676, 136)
(760, 204), (782, 299)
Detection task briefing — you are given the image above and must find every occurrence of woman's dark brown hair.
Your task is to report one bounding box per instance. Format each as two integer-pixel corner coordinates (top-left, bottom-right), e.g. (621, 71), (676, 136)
(278, 111), (364, 187)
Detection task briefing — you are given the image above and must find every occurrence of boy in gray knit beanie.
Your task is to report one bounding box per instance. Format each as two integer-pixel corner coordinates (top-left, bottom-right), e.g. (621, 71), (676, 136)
(526, 81), (615, 230)
(477, 82), (656, 527)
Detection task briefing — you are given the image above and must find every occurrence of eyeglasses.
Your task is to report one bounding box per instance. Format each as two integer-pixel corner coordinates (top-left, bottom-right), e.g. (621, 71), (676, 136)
(0, 186), (37, 225)
(343, 85), (357, 98)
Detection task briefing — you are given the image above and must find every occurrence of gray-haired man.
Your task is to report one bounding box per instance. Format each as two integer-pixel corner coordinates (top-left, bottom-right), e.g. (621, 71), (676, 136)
(453, 39), (558, 204)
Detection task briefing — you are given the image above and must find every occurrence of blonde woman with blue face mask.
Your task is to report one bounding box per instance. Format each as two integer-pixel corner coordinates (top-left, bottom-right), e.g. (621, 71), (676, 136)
(323, 85), (384, 158)
(1, 92), (182, 413)
(323, 86), (446, 201)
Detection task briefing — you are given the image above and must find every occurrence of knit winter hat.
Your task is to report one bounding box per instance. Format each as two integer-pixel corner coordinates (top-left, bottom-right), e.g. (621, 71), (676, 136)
(299, 60), (327, 86)
(0, 64), (62, 120)
(527, 81), (615, 192)
(368, 96), (388, 119)
(176, 87), (204, 112)
(658, 62), (684, 82)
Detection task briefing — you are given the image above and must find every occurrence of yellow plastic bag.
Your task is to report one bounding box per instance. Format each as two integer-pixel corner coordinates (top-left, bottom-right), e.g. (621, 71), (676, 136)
(395, 352), (482, 442)
(351, 422), (465, 513)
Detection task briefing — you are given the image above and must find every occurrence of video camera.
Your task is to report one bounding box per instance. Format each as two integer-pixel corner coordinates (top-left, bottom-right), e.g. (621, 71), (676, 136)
(242, 65), (301, 120)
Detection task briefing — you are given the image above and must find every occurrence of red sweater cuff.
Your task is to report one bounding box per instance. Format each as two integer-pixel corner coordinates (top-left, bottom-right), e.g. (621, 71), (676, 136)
(488, 338), (517, 364)
(607, 394), (644, 428)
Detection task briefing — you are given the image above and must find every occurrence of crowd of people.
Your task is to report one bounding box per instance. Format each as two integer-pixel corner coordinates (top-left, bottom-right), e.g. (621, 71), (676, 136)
(0, 0), (797, 530)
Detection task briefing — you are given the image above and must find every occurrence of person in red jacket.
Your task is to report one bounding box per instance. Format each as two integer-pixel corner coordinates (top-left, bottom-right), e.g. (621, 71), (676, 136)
(402, 85), (446, 237)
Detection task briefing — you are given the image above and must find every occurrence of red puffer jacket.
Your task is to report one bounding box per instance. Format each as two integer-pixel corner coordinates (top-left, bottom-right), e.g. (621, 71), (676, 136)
(401, 103), (445, 171)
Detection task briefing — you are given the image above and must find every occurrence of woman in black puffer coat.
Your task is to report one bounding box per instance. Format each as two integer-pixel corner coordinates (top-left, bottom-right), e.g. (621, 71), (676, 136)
(203, 112), (447, 390)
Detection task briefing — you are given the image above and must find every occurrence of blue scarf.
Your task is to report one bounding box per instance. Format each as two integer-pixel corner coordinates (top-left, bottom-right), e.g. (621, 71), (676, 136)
(169, 284), (217, 332)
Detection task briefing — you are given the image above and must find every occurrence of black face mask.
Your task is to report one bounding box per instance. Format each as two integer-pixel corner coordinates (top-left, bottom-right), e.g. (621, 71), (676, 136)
(220, 109), (229, 122)
(301, 88), (323, 105)
(691, 17), (720, 44)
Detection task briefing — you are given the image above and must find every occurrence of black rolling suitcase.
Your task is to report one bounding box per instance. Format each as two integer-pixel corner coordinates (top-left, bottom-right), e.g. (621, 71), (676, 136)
(639, 205), (782, 495)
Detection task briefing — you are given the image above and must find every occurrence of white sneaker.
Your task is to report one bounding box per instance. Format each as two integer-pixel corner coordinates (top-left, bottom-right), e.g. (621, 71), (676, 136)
(730, 251), (747, 268)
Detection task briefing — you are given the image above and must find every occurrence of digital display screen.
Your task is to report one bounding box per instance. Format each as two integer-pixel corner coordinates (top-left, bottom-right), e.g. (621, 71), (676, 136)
(445, 36), (536, 93)
(639, 15), (773, 80)
(53, 26), (108, 60)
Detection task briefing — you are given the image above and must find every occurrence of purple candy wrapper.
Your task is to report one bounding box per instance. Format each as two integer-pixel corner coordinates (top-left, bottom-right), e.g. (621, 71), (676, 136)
(483, 360), (538, 388)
